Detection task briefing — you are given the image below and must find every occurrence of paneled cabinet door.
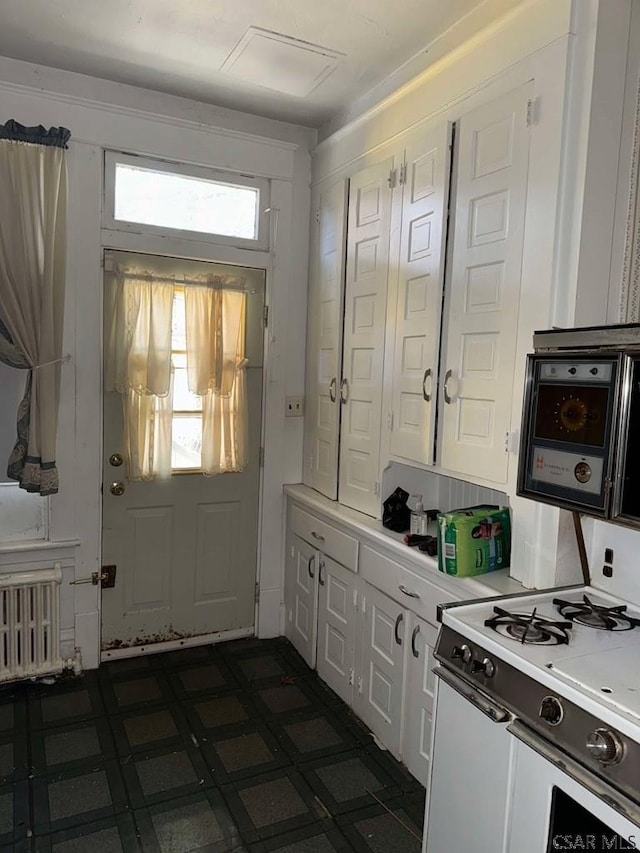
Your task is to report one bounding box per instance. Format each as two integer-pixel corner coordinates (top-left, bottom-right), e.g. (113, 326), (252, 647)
(439, 83), (532, 483)
(304, 179), (349, 499)
(353, 581), (406, 759)
(401, 615), (438, 787)
(316, 555), (356, 707)
(339, 157), (395, 517)
(389, 123), (453, 466)
(284, 533), (319, 668)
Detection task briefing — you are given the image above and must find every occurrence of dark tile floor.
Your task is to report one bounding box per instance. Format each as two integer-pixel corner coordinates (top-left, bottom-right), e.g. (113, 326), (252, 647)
(0, 637), (425, 853)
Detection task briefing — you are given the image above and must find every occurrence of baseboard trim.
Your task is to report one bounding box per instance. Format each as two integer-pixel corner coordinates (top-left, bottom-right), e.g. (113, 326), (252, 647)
(100, 626), (254, 662)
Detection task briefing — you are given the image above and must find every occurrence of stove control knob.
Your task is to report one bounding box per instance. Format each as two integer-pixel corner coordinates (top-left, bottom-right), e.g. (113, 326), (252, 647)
(586, 729), (623, 765)
(539, 696), (564, 726)
(451, 644), (472, 664)
(471, 657), (496, 678)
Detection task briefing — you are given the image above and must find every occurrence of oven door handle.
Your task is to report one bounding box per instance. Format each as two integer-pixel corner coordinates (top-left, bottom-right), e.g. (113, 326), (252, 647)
(507, 719), (640, 827)
(434, 666), (511, 723)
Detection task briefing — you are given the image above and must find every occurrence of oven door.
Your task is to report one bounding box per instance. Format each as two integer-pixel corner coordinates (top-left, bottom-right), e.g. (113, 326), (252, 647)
(507, 722), (640, 852)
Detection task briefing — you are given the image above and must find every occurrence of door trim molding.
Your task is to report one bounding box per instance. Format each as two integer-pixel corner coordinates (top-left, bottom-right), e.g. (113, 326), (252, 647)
(100, 626), (254, 662)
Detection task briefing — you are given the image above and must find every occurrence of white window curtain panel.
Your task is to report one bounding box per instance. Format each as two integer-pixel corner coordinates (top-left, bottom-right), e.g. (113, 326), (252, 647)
(184, 279), (248, 474)
(0, 120), (70, 495)
(105, 271), (174, 480)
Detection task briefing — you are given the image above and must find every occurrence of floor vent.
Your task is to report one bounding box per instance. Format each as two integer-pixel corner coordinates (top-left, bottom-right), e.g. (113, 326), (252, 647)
(0, 567), (63, 682)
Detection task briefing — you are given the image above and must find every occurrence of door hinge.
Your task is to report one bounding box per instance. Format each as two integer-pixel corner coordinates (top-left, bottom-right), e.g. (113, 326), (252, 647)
(504, 431), (510, 453)
(387, 168), (397, 189)
(263, 304), (269, 328)
(259, 447), (265, 468)
(526, 97), (539, 127)
(348, 668), (354, 686)
(255, 581), (260, 603)
(374, 480), (380, 497)
(386, 411), (393, 431)
(315, 207), (321, 224)
(399, 162), (407, 186)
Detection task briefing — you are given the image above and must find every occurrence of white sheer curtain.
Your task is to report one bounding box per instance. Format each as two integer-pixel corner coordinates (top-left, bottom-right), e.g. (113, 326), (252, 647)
(106, 271), (174, 480)
(184, 281), (248, 474)
(0, 123), (69, 495)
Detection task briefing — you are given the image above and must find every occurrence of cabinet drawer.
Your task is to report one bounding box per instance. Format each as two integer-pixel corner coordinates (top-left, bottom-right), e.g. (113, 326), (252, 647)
(290, 505), (358, 571)
(360, 544), (457, 625)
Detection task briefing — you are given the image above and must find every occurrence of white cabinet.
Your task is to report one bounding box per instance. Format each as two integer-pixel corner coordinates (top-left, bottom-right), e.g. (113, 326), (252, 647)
(438, 83), (532, 483)
(388, 122), (452, 466)
(304, 179), (349, 500)
(403, 614), (438, 787)
(284, 532), (318, 668)
(353, 581), (407, 759)
(338, 157), (395, 515)
(316, 554), (357, 707)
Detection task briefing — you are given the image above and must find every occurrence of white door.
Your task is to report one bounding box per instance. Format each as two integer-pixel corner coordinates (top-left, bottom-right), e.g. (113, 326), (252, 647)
(316, 555), (356, 706)
(101, 254), (264, 651)
(439, 84), (532, 483)
(402, 614), (438, 787)
(389, 122), (452, 466)
(304, 179), (349, 499)
(283, 532), (318, 668)
(354, 581), (406, 759)
(339, 157), (395, 517)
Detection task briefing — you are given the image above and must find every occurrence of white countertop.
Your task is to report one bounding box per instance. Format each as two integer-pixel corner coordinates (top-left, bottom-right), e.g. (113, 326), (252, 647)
(284, 484), (525, 603)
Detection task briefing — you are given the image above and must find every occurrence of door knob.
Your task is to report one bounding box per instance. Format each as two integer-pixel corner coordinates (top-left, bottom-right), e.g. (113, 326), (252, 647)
(110, 481), (125, 496)
(109, 453), (124, 467)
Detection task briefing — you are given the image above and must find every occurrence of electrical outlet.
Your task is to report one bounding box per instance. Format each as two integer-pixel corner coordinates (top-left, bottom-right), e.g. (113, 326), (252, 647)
(285, 397), (304, 417)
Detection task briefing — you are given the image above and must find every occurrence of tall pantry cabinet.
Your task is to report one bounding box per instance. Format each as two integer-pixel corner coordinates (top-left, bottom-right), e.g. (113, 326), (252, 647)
(304, 83), (532, 516)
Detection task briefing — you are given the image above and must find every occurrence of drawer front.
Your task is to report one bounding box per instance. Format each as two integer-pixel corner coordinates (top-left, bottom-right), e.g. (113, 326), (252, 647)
(360, 544), (457, 625)
(290, 505), (358, 571)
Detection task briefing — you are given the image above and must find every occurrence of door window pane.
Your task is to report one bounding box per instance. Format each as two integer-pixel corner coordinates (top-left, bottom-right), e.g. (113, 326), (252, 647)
(171, 415), (202, 470)
(114, 163), (259, 240)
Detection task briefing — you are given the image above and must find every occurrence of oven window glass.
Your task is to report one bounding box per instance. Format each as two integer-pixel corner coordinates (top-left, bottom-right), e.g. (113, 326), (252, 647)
(546, 788), (633, 852)
(533, 384), (609, 447)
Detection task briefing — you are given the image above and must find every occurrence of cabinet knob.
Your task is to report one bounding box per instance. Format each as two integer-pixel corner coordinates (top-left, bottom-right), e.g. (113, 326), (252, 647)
(422, 368), (432, 402)
(394, 613), (404, 646)
(443, 369), (455, 404)
(340, 377), (349, 404)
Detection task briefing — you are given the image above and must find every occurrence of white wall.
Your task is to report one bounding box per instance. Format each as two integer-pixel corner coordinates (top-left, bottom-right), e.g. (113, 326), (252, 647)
(0, 56), (316, 667)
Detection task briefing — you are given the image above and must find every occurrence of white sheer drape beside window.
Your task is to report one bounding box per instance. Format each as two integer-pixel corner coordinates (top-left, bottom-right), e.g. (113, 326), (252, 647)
(106, 273), (174, 480)
(184, 282), (248, 474)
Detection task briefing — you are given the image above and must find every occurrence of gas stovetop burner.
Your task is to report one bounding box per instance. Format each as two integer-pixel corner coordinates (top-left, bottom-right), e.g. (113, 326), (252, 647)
(485, 606), (572, 645)
(554, 594), (640, 631)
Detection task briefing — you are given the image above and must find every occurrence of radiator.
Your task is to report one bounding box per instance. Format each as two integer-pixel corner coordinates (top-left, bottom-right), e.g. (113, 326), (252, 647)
(0, 566), (63, 682)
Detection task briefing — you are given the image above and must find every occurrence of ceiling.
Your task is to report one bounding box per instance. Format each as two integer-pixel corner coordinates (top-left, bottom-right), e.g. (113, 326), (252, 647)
(0, 0), (518, 129)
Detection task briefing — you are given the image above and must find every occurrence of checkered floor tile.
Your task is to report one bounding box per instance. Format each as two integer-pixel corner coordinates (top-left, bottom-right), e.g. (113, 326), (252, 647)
(0, 638), (424, 852)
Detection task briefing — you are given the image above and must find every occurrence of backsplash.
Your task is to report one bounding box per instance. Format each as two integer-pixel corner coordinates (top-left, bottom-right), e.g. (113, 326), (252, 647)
(381, 462), (508, 517)
(585, 517), (640, 608)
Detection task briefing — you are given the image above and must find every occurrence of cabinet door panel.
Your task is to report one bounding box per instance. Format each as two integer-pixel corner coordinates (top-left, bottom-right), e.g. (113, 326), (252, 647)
(316, 556), (356, 706)
(339, 158), (394, 517)
(284, 533), (318, 668)
(304, 179), (349, 499)
(402, 615), (438, 787)
(440, 84), (532, 483)
(390, 123), (452, 465)
(354, 582), (406, 758)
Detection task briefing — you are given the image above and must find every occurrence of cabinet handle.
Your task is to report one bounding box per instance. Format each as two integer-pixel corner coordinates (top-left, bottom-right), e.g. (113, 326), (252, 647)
(398, 584), (420, 599)
(394, 612), (404, 646)
(319, 560), (325, 586)
(311, 531), (325, 542)
(308, 554), (315, 579)
(411, 625), (420, 658)
(422, 368), (432, 402)
(340, 377), (349, 404)
(329, 377), (337, 403)
(443, 369), (454, 404)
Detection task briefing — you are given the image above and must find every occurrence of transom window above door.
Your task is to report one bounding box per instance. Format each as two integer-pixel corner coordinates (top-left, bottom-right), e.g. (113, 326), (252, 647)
(103, 152), (270, 250)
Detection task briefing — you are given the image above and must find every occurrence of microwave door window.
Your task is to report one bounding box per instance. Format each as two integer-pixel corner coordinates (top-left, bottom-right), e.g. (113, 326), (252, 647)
(533, 384), (609, 447)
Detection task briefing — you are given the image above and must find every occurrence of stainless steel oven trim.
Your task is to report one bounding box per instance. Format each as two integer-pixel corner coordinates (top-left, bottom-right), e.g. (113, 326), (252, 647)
(434, 666), (512, 723)
(611, 353), (635, 521)
(508, 719), (640, 827)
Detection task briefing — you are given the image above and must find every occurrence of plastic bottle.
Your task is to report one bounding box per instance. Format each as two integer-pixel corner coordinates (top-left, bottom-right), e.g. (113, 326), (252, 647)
(411, 494), (426, 535)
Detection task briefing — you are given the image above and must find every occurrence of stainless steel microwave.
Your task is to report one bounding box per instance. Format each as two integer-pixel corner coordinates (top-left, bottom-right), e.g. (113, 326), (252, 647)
(517, 324), (640, 527)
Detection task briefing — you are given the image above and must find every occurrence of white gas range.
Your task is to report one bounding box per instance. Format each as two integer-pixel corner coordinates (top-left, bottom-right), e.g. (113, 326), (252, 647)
(424, 586), (640, 853)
